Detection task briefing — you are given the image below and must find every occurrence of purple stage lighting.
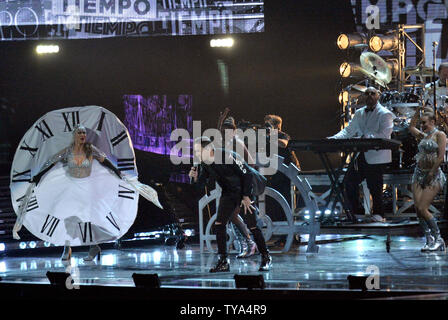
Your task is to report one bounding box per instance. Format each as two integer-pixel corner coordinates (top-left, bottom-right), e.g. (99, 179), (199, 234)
(124, 94), (193, 156)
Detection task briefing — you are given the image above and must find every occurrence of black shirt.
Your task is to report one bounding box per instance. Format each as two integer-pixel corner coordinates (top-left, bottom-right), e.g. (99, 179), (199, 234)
(196, 149), (255, 198)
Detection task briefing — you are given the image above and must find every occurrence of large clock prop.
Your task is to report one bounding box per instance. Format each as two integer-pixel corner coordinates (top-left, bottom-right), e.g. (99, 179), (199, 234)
(10, 106), (148, 246)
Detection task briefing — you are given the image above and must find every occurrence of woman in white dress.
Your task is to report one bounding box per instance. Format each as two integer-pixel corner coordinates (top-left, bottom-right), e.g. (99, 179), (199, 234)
(14, 125), (162, 261)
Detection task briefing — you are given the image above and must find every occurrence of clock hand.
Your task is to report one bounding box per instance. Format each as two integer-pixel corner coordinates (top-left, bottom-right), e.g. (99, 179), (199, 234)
(122, 175), (164, 209)
(13, 182), (36, 240)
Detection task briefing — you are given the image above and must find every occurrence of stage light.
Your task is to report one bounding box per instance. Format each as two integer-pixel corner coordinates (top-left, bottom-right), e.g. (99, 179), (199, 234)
(44, 242), (51, 247)
(132, 273), (161, 289)
(29, 241), (36, 249)
(386, 58), (399, 78)
(338, 90), (349, 105)
(337, 33), (367, 50)
(36, 44), (60, 55)
(184, 229), (192, 237)
(0, 243), (5, 251)
(210, 38), (234, 48)
(234, 275), (266, 289)
(19, 242), (26, 249)
(369, 34), (399, 52)
(324, 209), (332, 215)
(339, 62), (369, 78)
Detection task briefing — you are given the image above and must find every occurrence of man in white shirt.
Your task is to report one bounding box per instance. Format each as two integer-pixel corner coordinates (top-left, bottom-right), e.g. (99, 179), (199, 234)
(329, 87), (395, 222)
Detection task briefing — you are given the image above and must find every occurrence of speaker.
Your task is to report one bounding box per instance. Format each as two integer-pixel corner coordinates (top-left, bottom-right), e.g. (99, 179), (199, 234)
(132, 273), (161, 289)
(234, 274), (266, 289)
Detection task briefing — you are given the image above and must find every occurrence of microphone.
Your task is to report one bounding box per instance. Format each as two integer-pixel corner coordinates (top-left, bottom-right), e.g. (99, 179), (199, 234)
(190, 164), (198, 184)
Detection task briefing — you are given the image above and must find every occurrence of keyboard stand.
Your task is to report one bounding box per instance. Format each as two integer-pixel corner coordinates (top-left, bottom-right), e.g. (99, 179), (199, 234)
(316, 150), (359, 224)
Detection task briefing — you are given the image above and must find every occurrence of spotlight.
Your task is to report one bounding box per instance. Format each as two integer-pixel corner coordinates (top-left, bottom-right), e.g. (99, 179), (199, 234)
(386, 58), (399, 78)
(0, 243), (5, 251)
(29, 241), (36, 249)
(210, 38), (234, 48)
(337, 33), (367, 50)
(132, 273), (161, 289)
(19, 242), (26, 249)
(36, 45), (60, 55)
(234, 275), (266, 289)
(369, 34), (399, 52)
(338, 90), (349, 105)
(339, 62), (370, 78)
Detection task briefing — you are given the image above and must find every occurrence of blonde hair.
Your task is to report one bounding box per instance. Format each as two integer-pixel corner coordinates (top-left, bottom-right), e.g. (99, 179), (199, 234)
(264, 114), (283, 130)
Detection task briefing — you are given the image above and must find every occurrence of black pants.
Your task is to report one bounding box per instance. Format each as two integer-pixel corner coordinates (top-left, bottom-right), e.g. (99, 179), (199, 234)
(345, 153), (385, 216)
(215, 194), (268, 255)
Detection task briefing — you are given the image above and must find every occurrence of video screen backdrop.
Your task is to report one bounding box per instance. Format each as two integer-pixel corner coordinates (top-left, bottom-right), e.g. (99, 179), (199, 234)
(0, 0), (264, 40)
(350, 0), (448, 66)
(124, 94), (193, 156)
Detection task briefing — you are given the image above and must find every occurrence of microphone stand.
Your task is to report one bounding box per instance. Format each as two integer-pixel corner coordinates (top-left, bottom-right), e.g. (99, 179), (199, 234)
(432, 41), (438, 117)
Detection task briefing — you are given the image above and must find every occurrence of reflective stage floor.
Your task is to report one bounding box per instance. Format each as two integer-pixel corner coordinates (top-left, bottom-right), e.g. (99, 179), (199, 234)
(0, 235), (447, 296)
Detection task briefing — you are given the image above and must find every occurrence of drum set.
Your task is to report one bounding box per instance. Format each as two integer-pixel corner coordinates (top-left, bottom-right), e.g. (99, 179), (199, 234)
(341, 52), (448, 169)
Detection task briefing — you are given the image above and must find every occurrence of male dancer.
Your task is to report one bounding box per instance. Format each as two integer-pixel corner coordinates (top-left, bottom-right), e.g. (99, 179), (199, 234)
(189, 137), (272, 272)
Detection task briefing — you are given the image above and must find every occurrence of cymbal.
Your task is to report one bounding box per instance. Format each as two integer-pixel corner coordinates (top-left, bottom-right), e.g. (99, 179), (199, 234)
(404, 66), (435, 76)
(351, 84), (367, 92)
(360, 52), (392, 86)
(343, 84), (367, 94)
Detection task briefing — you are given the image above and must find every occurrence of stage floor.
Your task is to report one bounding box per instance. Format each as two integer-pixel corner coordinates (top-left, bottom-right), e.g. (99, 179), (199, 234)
(0, 235), (447, 293)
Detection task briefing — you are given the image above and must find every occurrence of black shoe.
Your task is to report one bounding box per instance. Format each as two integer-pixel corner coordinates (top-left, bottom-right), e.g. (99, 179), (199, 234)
(258, 253), (272, 272)
(210, 255), (230, 273)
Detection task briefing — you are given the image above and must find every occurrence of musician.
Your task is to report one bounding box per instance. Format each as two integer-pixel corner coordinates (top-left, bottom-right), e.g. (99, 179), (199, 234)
(329, 87), (395, 222)
(409, 108), (446, 252)
(263, 115), (301, 169)
(424, 62), (448, 111)
(263, 115), (301, 227)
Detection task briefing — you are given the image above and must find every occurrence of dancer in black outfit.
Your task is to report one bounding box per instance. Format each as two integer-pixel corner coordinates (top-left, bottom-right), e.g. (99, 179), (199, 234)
(189, 137), (272, 272)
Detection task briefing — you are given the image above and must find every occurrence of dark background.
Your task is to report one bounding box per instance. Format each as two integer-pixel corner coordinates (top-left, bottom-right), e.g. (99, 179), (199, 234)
(0, 0), (356, 231)
(0, 0), (355, 169)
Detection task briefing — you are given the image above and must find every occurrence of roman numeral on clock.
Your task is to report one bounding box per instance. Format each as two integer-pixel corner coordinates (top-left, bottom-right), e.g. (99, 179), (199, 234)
(106, 212), (120, 231)
(41, 215), (60, 237)
(117, 158), (135, 172)
(20, 142), (38, 158)
(78, 222), (93, 243)
(118, 184), (135, 200)
(16, 192), (39, 212)
(62, 111), (80, 132)
(96, 111), (106, 131)
(110, 131), (127, 147)
(12, 169), (31, 183)
(35, 120), (54, 142)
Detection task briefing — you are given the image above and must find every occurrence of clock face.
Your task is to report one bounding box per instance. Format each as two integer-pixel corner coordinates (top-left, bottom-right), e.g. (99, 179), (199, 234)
(10, 106), (139, 246)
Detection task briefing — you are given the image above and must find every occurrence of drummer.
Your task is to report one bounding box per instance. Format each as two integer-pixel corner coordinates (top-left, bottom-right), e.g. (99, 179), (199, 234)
(424, 62), (448, 111)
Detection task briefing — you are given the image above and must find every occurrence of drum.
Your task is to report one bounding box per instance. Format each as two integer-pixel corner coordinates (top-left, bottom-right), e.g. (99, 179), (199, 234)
(390, 118), (418, 169)
(380, 91), (401, 110)
(393, 92), (421, 117)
